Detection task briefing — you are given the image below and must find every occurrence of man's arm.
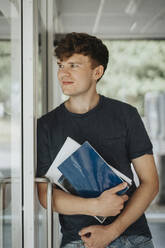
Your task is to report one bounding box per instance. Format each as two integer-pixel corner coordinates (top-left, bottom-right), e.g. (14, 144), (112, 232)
(79, 154), (159, 248)
(109, 154), (159, 233)
(37, 181), (128, 217)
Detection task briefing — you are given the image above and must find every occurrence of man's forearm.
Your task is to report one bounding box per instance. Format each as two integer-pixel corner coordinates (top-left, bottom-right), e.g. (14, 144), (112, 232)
(105, 181), (158, 236)
(37, 182), (94, 215)
(38, 181), (128, 217)
(52, 183), (128, 216)
(52, 187), (96, 215)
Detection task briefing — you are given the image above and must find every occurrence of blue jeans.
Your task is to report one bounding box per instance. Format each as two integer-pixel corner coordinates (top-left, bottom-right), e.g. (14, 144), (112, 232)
(61, 235), (154, 248)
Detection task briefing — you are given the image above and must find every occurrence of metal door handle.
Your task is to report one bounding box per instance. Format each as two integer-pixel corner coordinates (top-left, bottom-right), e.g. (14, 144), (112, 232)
(35, 177), (53, 248)
(0, 177), (53, 248)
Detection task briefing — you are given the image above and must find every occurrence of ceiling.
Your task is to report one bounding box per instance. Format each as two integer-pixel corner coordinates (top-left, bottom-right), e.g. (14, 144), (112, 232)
(0, 0), (165, 40)
(54, 0), (165, 39)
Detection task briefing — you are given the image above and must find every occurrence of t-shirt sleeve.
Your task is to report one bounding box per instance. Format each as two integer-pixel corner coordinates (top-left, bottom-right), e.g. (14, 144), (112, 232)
(126, 107), (153, 161)
(36, 118), (52, 177)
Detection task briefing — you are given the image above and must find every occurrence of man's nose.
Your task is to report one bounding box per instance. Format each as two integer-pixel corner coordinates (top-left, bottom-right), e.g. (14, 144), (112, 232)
(60, 67), (70, 76)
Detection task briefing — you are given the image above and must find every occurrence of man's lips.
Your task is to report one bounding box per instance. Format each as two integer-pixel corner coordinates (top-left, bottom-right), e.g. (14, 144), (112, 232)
(62, 81), (74, 85)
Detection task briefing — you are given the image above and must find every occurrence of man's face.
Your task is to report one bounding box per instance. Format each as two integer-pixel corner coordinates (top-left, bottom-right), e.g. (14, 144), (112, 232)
(57, 53), (99, 97)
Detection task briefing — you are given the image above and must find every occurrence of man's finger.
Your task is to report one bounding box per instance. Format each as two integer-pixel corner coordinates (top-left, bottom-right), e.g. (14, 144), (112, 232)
(79, 227), (92, 236)
(109, 182), (128, 194)
(121, 194), (129, 202)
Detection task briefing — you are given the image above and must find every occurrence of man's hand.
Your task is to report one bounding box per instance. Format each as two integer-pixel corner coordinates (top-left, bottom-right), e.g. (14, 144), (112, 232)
(94, 182), (128, 217)
(79, 224), (118, 248)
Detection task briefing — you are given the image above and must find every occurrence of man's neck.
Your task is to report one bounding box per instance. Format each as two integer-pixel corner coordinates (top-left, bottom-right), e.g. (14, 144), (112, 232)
(64, 93), (100, 114)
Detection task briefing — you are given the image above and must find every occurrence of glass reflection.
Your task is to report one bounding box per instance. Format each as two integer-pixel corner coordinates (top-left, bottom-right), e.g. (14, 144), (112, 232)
(0, 1), (22, 248)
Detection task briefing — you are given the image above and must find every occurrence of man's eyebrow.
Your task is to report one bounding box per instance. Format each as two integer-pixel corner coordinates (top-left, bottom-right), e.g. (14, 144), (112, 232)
(68, 61), (82, 64)
(57, 61), (83, 65)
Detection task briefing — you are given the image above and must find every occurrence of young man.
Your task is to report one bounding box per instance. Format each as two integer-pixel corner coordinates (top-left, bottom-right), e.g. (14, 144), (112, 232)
(37, 32), (159, 248)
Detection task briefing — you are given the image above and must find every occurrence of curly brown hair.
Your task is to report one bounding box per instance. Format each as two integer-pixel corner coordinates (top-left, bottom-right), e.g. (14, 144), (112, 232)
(54, 32), (109, 74)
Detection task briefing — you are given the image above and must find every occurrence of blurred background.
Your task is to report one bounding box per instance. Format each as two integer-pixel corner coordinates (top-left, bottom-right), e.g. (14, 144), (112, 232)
(0, 0), (165, 247)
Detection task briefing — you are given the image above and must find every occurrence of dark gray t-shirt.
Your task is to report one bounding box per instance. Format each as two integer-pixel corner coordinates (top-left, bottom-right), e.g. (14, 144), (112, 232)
(37, 95), (153, 246)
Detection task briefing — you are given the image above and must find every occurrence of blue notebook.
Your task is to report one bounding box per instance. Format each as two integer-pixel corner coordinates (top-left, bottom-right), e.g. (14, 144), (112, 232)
(58, 141), (131, 198)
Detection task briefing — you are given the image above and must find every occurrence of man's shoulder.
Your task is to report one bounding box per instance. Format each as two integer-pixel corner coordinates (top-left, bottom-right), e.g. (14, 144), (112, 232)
(102, 95), (137, 115)
(37, 104), (63, 126)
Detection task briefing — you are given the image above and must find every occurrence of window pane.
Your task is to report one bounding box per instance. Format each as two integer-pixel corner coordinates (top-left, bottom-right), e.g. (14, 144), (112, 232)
(0, 1), (22, 248)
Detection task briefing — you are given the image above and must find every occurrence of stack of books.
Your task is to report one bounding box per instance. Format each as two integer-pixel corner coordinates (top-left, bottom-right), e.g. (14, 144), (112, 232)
(46, 137), (132, 223)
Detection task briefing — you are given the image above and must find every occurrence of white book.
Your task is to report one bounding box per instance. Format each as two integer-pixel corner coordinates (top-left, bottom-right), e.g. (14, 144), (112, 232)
(46, 137), (80, 191)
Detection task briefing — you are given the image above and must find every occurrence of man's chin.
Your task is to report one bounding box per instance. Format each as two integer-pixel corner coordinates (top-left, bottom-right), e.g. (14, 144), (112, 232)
(62, 90), (77, 97)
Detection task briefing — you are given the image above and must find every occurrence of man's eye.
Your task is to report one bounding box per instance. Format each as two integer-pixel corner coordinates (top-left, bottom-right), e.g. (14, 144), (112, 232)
(58, 64), (64, 69)
(71, 64), (78, 68)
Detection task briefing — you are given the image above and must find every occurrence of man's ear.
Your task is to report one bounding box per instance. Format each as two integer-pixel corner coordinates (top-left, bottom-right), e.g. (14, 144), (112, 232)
(93, 65), (104, 81)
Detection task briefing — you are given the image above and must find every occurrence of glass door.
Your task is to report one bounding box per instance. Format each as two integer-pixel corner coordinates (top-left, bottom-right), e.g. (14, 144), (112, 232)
(0, 1), (60, 247)
(0, 1), (22, 248)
